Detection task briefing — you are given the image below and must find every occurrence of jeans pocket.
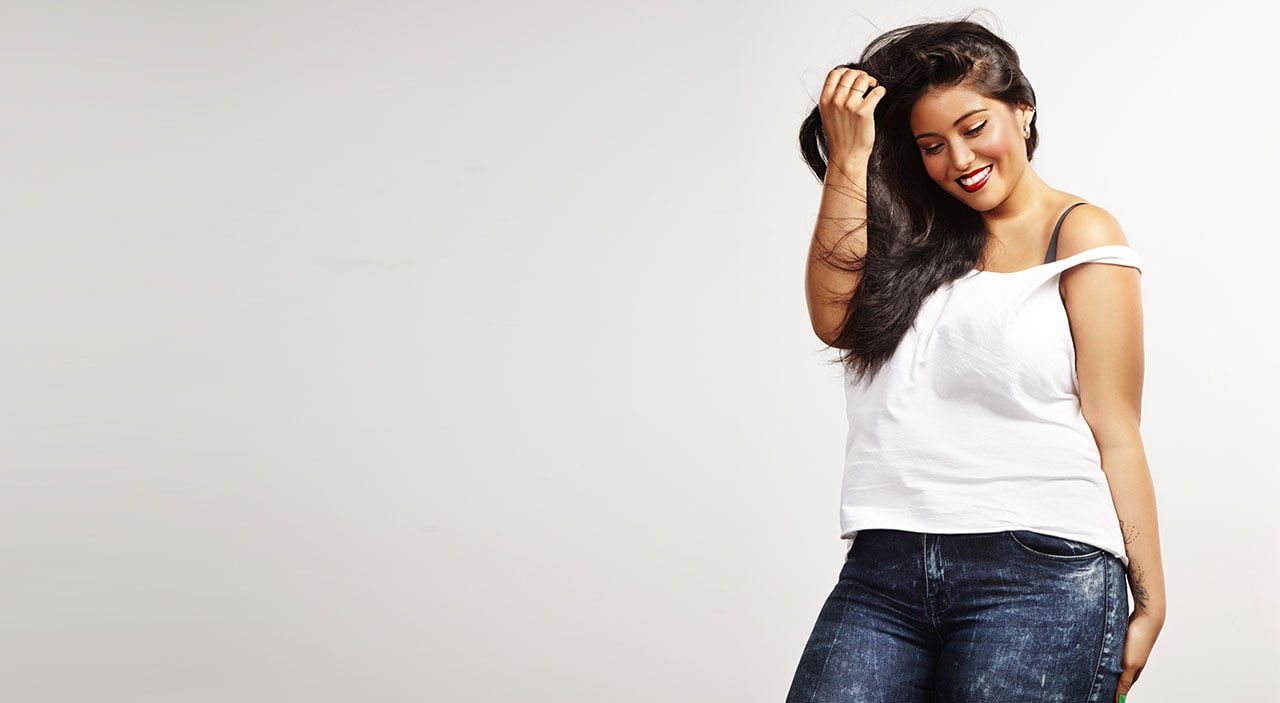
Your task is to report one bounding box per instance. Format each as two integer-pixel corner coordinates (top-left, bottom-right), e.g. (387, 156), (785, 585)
(1006, 530), (1104, 560)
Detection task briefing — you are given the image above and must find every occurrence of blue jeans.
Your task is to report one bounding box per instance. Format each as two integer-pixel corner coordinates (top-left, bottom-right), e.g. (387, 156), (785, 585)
(786, 529), (1129, 702)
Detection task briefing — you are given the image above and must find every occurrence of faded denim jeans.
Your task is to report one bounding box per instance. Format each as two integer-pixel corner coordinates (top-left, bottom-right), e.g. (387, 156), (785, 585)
(786, 529), (1129, 703)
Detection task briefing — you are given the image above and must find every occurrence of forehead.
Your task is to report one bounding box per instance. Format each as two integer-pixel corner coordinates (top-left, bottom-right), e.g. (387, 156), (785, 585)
(910, 86), (1000, 127)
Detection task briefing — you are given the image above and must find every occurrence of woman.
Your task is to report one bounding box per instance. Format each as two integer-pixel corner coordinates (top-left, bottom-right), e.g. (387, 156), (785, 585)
(788, 18), (1166, 703)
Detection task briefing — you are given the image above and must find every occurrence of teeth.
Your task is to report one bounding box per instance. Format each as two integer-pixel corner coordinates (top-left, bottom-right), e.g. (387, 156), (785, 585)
(959, 166), (991, 186)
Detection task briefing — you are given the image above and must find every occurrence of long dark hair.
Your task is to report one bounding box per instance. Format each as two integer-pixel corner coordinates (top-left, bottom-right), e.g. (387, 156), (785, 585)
(798, 15), (1039, 384)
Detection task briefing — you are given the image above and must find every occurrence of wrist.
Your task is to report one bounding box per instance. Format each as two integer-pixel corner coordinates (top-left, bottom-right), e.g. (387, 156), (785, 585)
(825, 157), (870, 186)
(831, 152), (872, 173)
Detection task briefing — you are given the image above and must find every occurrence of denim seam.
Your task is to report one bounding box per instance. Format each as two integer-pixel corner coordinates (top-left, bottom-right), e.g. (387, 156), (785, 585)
(921, 535), (947, 646)
(1006, 530), (1105, 561)
(1084, 556), (1116, 703)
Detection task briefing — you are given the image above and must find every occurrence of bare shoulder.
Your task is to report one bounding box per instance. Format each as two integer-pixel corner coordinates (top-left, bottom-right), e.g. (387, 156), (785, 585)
(1055, 201), (1131, 259)
(1055, 201), (1140, 300)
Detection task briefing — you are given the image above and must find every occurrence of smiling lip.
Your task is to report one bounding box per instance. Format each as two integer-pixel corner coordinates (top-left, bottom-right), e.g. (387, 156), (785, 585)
(956, 165), (992, 193)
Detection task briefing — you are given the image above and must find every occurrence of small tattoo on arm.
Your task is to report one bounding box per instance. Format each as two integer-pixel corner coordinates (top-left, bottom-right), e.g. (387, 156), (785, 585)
(1119, 518), (1140, 546)
(1129, 559), (1152, 611)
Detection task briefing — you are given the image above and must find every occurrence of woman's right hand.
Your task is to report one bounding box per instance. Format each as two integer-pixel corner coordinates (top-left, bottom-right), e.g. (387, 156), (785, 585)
(819, 67), (885, 167)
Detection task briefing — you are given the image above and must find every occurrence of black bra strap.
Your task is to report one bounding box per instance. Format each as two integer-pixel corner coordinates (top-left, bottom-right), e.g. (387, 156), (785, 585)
(1044, 202), (1088, 264)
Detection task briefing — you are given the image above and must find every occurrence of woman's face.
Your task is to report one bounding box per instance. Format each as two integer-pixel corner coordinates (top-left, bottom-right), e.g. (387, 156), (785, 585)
(909, 86), (1035, 213)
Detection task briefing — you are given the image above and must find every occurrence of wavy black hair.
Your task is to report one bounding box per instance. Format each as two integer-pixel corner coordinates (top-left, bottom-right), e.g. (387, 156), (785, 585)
(799, 14), (1039, 384)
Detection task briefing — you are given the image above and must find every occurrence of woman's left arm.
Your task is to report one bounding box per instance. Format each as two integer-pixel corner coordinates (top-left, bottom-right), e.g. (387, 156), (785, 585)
(1058, 206), (1166, 701)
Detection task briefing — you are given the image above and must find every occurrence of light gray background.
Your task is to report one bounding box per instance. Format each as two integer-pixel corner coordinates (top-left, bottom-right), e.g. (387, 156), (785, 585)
(2, 1), (1273, 701)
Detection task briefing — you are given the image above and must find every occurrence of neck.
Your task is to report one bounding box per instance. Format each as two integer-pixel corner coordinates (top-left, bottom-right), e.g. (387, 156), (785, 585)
(978, 164), (1055, 242)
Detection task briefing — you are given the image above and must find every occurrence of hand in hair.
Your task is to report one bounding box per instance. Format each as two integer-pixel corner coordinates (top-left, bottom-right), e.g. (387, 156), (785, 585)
(818, 67), (886, 168)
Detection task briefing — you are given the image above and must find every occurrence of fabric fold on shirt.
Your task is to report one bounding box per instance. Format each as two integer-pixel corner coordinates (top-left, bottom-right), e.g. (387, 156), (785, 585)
(840, 244), (1143, 569)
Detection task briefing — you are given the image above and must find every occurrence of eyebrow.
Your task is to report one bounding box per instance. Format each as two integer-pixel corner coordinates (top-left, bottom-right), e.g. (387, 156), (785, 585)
(913, 109), (988, 140)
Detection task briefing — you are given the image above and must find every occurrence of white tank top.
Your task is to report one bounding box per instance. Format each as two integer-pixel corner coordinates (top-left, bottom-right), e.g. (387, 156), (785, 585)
(839, 243), (1142, 568)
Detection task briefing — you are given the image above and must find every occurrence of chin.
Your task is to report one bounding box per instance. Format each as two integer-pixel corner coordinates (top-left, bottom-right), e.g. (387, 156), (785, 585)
(948, 180), (1007, 212)
(948, 189), (991, 210)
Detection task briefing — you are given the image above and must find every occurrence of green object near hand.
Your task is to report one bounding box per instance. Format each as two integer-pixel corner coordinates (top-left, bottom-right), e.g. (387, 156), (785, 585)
(1118, 695), (1126, 703)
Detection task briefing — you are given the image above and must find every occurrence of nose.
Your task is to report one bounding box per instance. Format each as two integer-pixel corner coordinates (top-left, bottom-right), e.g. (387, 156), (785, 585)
(951, 142), (975, 172)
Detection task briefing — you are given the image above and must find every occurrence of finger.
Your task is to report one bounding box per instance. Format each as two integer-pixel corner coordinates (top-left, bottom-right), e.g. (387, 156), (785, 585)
(1115, 670), (1135, 702)
(830, 68), (867, 105)
(821, 67), (851, 104)
(841, 73), (873, 104)
(851, 74), (883, 105)
(858, 84), (886, 112)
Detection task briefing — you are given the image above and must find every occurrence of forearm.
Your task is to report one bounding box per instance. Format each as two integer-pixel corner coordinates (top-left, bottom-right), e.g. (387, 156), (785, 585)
(1100, 441), (1167, 622)
(805, 158), (870, 344)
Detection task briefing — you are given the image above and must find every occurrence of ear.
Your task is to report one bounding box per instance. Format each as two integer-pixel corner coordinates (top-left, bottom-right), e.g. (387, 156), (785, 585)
(1019, 103), (1036, 133)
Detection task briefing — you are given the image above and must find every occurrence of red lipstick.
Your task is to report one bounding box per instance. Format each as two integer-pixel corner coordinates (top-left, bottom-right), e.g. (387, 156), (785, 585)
(956, 165), (992, 193)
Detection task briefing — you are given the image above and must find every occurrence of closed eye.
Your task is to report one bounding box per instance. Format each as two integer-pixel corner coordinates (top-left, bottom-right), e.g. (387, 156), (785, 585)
(920, 121), (988, 156)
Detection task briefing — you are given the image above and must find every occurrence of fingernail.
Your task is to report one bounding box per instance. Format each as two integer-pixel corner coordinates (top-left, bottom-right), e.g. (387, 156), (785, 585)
(1118, 695), (1126, 703)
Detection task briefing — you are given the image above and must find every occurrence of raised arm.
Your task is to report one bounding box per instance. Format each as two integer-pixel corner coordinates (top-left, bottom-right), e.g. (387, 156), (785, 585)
(806, 68), (884, 347)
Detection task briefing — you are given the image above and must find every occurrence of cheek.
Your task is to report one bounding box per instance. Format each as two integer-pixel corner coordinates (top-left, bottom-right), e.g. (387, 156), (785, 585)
(980, 129), (1018, 162)
(922, 158), (950, 186)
